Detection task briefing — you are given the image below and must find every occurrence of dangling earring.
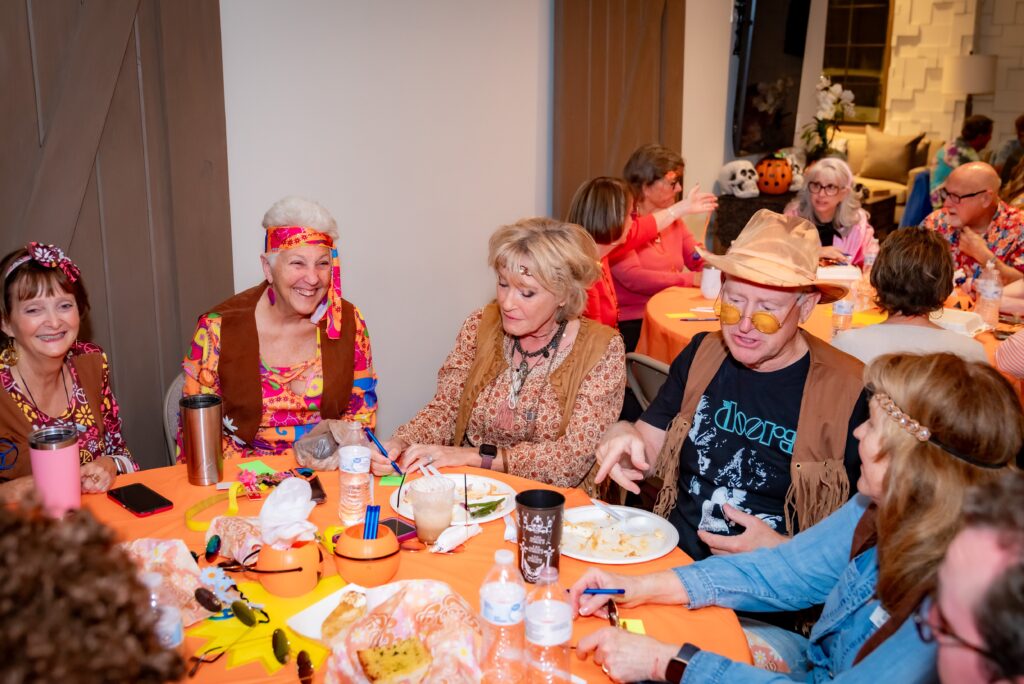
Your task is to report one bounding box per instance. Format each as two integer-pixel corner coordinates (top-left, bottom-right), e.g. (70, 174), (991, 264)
(0, 339), (18, 367)
(267, 286), (276, 306)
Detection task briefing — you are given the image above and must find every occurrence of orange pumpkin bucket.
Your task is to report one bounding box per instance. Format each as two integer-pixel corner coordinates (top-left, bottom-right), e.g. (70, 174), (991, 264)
(255, 540), (322, 597)
(333, 524), (400, 587)
(755, 155), (793, 195)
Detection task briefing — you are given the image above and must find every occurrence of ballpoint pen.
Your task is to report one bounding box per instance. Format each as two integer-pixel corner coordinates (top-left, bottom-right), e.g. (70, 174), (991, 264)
(364, 427), (402, 475)
(582, 588), (625, 595)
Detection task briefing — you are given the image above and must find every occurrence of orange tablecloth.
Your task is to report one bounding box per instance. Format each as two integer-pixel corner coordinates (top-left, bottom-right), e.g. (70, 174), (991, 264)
(636, 287), (1007, 374)
(87, 456), (751, 682)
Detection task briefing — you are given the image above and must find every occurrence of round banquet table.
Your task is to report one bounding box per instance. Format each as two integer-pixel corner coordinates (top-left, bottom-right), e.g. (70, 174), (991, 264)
(636, 287), (1011, 380)
(86, 455), (752, 683)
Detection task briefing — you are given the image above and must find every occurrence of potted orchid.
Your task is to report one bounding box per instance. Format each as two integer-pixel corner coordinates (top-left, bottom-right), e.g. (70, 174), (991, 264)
(800, 75), (856, 162)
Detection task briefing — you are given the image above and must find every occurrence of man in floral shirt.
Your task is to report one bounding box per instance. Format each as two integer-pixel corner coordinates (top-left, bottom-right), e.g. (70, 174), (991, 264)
(924, 162), (1024, 285)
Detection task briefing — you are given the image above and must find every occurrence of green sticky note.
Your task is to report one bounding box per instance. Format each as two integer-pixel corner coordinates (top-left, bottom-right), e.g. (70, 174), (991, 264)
(379, 475), (404, 486)
(236, 460), (278, 476)
(619, 618), (646, 635)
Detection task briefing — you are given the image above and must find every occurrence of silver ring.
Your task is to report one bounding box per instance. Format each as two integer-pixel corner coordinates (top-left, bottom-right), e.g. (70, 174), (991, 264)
(602, 665), (610, 675)
(426, 455), (434, 465)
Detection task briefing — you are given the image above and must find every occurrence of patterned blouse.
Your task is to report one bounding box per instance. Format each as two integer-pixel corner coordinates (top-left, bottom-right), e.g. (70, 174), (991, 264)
(393, 309), (625, 487)
(179, 306), (377, 459)
(0, 341), (136, 469)
(924, 200), (1024, 283)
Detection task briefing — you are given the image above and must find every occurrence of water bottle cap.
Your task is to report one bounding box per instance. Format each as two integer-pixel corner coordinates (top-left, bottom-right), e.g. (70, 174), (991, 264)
(494, 549), (514, 564)
(537, 566), (559, 582)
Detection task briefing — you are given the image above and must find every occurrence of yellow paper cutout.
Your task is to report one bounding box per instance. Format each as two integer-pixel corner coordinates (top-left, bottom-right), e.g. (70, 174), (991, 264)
(619, 618), (646, 635)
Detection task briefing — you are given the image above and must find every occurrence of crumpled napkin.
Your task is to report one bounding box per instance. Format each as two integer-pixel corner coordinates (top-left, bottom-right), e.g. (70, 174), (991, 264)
(258, 477), (317, 550)
(430, 523), (482, 553)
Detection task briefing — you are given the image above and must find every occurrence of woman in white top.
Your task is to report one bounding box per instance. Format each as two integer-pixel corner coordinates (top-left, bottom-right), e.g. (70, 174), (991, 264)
(833, 226), (988, 365)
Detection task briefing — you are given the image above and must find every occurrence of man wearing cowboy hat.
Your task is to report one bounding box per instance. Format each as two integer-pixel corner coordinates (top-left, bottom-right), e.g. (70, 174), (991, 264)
(595, 210), (867, 560)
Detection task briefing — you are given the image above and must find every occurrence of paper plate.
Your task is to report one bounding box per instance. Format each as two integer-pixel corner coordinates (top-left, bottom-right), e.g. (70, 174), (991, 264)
(561, 505), (678, 565)
(389, 473), (515, 525)
(285, 584), (366, 642)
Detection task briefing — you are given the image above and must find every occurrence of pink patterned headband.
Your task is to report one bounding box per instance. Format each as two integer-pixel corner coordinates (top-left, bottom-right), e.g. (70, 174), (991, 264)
(3, 242), (81, 283)
(264, 226), (344, 340)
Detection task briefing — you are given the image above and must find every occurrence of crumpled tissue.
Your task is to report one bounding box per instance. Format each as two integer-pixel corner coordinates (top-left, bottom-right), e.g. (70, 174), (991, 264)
(429, 523), (482, 553)
(258, 477), (317, 550)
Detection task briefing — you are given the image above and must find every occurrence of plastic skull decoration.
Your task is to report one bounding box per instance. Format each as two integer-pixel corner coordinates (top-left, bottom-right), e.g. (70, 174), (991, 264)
(718, 160), (760, 198)
(785, 153), (806, 192)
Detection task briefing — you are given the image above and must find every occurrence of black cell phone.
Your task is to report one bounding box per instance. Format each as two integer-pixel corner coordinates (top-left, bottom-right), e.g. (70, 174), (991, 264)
(381, 517), (417, 542)
(293, 468), (326, 504)
(107, 483), (173, 517)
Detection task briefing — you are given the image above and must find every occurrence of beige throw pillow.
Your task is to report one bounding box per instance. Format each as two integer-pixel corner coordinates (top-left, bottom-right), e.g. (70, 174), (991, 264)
(860, 126), (926, 184)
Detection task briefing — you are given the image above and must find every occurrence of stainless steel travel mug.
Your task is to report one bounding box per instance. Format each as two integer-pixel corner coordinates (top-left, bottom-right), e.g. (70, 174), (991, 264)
(180, 394), (223, 485)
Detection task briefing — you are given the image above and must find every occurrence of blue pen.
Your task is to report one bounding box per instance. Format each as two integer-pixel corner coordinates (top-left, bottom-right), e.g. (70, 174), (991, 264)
(583, 588), (625, 595)
(364, 427), (403, 475)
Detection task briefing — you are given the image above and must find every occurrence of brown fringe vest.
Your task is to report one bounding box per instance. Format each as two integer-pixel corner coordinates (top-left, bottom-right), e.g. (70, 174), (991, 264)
(651, 330), (864, 535)
(452, 303), (617, 491)
(209, 283), (355, 446)
(0, 351), (107, 480)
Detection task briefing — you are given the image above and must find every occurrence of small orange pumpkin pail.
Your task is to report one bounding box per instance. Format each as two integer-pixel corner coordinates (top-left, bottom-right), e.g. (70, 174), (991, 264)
(255, 540), (322, 597)
(334, 524), (400, 587)
(755, 155), (793, 195)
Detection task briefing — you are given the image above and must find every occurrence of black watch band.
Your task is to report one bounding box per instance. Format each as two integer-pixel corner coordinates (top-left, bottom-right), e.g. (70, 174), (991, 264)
(665, 642), (700, 683)
(479, 443), (497, 469)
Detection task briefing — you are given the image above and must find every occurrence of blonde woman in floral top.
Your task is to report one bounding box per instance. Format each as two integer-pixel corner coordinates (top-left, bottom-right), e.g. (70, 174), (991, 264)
(378, 218), (625, 490)
(0, 244), (136, 503)
(179, 196), (377, 460)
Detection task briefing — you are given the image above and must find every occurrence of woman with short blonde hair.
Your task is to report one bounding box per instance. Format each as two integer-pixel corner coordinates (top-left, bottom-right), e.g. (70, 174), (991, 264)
(380, 217), (625, 490)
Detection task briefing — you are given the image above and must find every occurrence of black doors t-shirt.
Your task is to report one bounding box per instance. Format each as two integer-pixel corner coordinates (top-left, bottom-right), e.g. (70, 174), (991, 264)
(641, 332), (865, 560)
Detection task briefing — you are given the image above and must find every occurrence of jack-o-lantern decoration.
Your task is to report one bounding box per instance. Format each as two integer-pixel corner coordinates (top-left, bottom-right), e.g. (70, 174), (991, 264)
(755, 154), (793, 195)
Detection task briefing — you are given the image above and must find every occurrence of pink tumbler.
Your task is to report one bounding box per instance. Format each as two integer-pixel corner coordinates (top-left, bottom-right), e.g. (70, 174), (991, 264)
(29, 426), (81, 517)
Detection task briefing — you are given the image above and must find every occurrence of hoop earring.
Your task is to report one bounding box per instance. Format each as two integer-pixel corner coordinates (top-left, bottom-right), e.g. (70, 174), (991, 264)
(0, 340), (18, 367)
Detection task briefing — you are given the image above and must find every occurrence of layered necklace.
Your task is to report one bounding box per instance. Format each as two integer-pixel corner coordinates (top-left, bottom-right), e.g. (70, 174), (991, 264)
(506, 320), (567, 411)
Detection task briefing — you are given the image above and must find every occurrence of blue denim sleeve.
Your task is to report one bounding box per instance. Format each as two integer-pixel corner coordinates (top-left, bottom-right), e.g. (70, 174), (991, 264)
(674, 496), (870, 613)
(680, 614), (936, 684)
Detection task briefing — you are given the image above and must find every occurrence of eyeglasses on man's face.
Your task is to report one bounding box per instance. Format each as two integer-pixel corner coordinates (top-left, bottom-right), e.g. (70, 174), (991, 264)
(913, 600), (997, 663)
(714, 295), (803, 335)
(938, 187), (988, 205)
(808, 181), (841, 196)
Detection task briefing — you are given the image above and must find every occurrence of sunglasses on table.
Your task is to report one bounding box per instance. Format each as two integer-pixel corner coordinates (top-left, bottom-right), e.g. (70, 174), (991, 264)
(202, 538), (312, 574)
(937, 187), (988, 205)
(714, 296), (803, 335)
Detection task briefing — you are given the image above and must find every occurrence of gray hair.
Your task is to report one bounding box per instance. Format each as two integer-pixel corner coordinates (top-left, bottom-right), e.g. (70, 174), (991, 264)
(261, 196), (339, 239)
(789, 158), (863, 234)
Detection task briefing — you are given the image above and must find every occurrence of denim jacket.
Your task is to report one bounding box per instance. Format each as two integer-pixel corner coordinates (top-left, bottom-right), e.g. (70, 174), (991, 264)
(673, 495), (937, 683)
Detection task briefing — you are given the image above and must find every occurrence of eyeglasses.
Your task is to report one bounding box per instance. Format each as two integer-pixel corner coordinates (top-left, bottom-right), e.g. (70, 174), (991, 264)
(714, 296), (802, 335)
(297, 649), (314, 684)
(938, 188), (988, 205)
(189, 588), (272, 677)
(913, 601), (997, 662)
(808, 181), (841, 196)
(210, 545), (308, 575)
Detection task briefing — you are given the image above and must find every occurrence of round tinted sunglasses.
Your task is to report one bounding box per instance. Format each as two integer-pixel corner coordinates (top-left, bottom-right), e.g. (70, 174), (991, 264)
(714, 295), (803, 335)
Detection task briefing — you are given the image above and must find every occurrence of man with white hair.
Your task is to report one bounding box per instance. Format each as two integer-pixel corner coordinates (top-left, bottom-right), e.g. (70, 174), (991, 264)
(924, 161), (1024, 285)
(922, 473), (1024, 683)
(595, 210), (867, 560)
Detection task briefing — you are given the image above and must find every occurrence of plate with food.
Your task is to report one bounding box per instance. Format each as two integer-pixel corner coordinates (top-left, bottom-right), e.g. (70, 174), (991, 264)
(286, 584), (368, 643)
(561, 505), (679, 564)
(389, 473), (514, 525)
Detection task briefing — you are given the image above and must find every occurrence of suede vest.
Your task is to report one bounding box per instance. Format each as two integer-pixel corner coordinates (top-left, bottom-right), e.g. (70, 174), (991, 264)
(652, 330), (864, 535)
(0, 351), (107, 480)
(453, 304), (616, 489)
(210, 283), (355, 446)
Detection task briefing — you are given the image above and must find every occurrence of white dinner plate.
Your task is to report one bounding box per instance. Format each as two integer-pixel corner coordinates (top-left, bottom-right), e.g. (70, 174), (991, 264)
(389, 473), (515, 525)
(561, 505), (679, 565)
(285, 584), (366, 642)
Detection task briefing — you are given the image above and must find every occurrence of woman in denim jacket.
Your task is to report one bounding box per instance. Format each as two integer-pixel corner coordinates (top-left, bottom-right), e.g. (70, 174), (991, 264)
(572, 353), (1023, 683)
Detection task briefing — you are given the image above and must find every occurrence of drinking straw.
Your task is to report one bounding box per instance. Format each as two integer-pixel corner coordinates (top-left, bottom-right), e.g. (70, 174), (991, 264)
(463, 473), (469, 520)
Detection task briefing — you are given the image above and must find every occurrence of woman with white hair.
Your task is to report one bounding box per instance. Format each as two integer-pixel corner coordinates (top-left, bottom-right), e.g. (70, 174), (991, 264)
(178, 196), (377, 459)
(784, 158), (878, 266)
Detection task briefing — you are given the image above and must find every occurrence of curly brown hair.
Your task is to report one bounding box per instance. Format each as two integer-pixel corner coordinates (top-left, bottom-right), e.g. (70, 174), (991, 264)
(870, 227), (954, 316)
(0, 505), (184, 683)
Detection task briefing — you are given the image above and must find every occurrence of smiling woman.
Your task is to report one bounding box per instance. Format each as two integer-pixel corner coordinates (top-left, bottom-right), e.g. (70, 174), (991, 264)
(177, 196), (378, 461)
(0, 243), (137, 503)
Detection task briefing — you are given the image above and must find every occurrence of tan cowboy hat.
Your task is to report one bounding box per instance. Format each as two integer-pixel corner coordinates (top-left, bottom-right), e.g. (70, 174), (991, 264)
(696, 209), (849, 304)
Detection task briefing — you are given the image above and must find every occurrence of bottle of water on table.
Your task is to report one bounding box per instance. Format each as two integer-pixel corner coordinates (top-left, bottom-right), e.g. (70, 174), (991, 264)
(337, 421), (372, 527)
(140, 571), (184, 654)
(481, 549), (526, 683)
(976, 258), (1003, 327)
(832, 290), (855, 338)
(525, 566), (572, 683)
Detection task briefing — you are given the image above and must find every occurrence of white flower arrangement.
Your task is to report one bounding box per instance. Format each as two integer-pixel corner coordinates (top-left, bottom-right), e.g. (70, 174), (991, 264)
(802, 75), (856, 160)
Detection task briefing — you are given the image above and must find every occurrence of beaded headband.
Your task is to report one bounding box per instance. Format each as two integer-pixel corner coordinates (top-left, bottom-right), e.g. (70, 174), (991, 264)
(872, 391), (1015, 470)
(3, 242), (81, 283)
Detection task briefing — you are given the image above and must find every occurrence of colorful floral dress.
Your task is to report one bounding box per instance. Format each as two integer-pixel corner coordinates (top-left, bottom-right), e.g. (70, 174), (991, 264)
(0, 341), (136, 469)
(179, 307), (377, 459)
(924, 200), (1024, 283)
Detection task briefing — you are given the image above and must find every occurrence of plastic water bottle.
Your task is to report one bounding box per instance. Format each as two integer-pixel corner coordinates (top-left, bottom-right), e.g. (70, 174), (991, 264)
(336, 421), (372, 527)
(832, 290), (855, 338)
(480, 549), (527, 683)
(525, 566), (572, 683)
(975, 259), (1003, 327)
(140, 572), (184, 654)
(855, 249), (878, 312)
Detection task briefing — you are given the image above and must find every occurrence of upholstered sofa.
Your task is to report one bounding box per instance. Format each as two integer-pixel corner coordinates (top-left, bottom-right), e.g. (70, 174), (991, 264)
(833, 128), (942, 212)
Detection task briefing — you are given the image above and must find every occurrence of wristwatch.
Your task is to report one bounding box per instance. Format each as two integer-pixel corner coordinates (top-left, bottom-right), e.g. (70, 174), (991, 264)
(665, 643), (700, 683)
(478, 443), (498, 470)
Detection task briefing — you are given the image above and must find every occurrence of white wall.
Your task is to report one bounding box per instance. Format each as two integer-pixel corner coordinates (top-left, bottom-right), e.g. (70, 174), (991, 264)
(220, 1), (552, 435)
(972, 0), (1024, 146)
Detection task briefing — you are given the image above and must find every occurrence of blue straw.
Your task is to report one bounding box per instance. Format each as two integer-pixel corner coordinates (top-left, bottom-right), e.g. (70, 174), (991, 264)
(364, 427), (403, 475)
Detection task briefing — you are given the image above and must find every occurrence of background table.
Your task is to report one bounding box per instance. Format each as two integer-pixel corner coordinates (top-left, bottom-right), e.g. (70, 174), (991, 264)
(87, 456), (751, 682)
